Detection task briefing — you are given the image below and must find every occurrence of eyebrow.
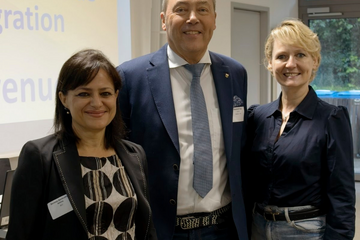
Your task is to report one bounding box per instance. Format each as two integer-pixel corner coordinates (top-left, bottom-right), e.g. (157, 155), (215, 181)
(173, 0), (211, 7)
(198, 0), (211, 5)
(76, 87), (114, 91)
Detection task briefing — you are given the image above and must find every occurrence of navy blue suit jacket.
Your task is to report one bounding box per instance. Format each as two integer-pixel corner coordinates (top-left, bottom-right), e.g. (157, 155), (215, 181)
(117, 44), (249, 240)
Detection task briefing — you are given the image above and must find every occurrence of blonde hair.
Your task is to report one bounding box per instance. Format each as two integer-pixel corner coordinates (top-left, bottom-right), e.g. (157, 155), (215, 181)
(264, 19), (321, 81)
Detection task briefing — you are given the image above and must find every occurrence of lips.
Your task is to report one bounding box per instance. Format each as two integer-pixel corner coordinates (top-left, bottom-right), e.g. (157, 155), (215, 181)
(184, 30), (201, 34)
(86, 111), (106, 117)
(284, 73), (300, 77)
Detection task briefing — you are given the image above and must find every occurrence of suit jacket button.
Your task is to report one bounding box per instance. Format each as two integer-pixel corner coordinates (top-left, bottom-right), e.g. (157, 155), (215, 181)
(170, 199), (176, 205)
(173, 164), (179, 171)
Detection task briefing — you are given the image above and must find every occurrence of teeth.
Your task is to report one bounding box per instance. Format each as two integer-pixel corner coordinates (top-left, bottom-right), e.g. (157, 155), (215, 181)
(285, 73), (299, 77)
(185, 31), (200, 34)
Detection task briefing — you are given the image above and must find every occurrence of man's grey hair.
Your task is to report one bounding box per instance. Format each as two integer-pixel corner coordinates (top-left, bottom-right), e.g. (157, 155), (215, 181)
(162, 0), (216, 13)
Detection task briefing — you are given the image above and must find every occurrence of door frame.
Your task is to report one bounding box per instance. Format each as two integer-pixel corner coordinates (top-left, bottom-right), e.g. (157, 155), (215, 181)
(231, 2), (271, 104)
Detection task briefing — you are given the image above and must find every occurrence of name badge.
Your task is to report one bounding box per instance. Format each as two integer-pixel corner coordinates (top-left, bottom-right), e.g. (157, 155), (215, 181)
(1, 216), (9, 226)
(233, 106), (244, 122)
(47, 194), (73, 220)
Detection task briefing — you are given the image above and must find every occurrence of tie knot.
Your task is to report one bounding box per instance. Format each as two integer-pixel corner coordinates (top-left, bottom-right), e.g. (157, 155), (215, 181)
(184, 63), (205, 78)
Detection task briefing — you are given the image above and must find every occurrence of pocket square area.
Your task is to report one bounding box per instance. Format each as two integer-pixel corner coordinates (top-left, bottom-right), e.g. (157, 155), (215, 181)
(233, 95), (244, 107)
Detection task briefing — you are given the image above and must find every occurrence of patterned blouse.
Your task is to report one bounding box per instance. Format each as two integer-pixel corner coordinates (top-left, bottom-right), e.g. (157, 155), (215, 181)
(80, 154), (137, 240)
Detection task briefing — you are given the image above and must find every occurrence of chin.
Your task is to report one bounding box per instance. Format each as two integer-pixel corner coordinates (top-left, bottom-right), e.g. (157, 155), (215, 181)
(87, 122), (109, 131)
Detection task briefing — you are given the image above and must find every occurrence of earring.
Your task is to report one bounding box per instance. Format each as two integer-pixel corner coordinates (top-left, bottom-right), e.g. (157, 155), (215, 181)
(64, 107), (70, 114)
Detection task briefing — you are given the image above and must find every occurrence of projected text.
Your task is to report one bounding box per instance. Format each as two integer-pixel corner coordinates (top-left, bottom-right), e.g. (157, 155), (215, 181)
(0, 5), (64, 34)
(0, 78), (56, 103)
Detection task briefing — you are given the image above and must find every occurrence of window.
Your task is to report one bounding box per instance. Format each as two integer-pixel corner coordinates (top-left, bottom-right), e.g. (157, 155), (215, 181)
(309, 18), (360, 91)
(299, 0), (360, 180)
(299, 0), (360, 91)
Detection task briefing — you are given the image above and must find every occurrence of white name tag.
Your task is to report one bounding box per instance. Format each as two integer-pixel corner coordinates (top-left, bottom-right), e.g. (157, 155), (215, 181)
(47, 194), (73, 220)
(1, 216), (9, 226)
(233, 106), (244, 122)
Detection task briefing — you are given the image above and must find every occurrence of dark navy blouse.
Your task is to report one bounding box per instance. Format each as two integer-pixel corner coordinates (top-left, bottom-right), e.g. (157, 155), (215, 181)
(246, 86), (355, 239)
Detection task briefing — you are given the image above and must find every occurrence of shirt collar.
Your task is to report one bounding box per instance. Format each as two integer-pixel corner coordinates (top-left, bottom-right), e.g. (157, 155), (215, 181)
(295, 86), (317, 119)
(267, 86), (318, 119)
(167, 45), (212, 69)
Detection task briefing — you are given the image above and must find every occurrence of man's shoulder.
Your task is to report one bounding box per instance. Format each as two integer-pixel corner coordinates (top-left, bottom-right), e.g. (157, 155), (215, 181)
(117, 45), (167, 71)
(209, 51), (245, 69)
(118, 51), (155, 70)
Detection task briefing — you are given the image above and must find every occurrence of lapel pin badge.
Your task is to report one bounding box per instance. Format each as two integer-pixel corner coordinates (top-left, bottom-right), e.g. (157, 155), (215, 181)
(225, 73), (229, 78)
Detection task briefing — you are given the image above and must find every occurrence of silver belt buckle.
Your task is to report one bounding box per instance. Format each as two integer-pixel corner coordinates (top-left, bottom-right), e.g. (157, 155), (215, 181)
(180, 216), (198, 230)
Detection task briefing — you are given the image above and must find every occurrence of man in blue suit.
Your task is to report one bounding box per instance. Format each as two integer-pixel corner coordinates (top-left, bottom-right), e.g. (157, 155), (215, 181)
(117, 0), (248, 239)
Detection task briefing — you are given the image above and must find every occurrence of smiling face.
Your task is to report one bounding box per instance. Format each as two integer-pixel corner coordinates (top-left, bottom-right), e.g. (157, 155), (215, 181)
(161, 0), (216, 64)
(269, 39), (318, 91)
(59, 68), (118, 136)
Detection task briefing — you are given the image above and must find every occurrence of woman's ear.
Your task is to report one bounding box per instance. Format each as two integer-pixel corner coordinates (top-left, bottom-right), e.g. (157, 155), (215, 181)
(312, 57), (319, 71)
(58, 91), (67, 108)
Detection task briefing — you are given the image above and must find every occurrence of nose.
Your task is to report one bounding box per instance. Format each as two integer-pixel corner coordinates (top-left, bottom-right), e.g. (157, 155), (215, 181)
(90, 94), (102, 107)
(187, 9), (199, 24)
(286, 56), (297, 68)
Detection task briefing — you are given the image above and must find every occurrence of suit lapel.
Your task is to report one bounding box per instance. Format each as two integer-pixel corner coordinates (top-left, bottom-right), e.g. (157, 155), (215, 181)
(210, 52), (233, 162)
(147, 45), (180, 153)
(53, 139), (87, 233)
(145, 47), (234, 159)
(114, 142), (143, 194)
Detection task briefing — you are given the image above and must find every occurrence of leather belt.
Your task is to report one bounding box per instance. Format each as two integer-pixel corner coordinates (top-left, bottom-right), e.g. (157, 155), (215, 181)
(176, 204), (231, 230)
(255, 205), (324, 221)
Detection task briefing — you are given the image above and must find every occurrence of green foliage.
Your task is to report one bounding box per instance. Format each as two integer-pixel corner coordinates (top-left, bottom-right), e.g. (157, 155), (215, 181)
(310, 18), (360, 91)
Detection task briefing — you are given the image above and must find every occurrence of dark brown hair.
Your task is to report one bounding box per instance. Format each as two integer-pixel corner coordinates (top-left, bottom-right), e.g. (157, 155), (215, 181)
(54, 49), (125, 148)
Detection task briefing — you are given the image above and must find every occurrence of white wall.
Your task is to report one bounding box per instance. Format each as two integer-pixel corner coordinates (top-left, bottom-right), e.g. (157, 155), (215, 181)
(210, 0), (298, 57)
(0, 0), (126, 159)
(131, 0), (298, 58)
(130, 0), (298, 97)
(129, 0), (153, 60)
(2, 0), (297, 160)
(211, 0), (298, 97)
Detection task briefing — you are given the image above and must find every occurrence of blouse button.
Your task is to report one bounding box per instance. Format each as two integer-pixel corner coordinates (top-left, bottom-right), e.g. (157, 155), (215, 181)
(173, 164), (179, 171)
(170, 199), (176, 205)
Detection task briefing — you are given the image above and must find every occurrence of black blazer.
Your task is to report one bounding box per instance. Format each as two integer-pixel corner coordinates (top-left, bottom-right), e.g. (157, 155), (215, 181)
(6, 134), (157, 240)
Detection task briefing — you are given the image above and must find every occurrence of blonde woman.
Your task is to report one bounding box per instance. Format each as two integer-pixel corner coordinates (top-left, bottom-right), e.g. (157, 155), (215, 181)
(245, 19), (355, 239)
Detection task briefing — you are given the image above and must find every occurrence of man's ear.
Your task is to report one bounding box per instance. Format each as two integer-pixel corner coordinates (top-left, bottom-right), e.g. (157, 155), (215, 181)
(213, 12), (217, 30)
(161, 12), (166, 31)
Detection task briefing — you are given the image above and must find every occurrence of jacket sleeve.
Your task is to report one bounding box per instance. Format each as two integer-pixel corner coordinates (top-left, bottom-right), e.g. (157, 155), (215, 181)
(241, 104), (260, 235)
(324, 106), (355, 239)
(116, 65), (131, 135)
(125, 141), (158, 240)
(137, 143), (158, 240)
(6, 141), (46, 240)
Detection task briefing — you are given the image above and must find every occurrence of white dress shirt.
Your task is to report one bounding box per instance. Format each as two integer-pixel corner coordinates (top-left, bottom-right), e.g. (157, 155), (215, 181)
(167, 46), (231, 215)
